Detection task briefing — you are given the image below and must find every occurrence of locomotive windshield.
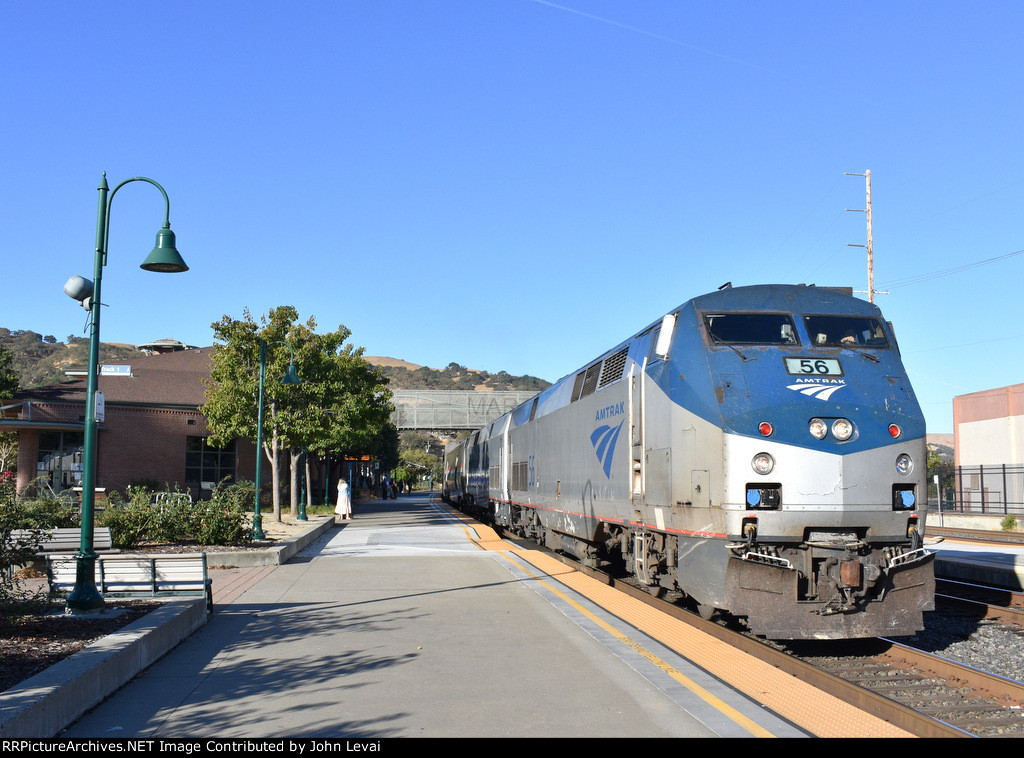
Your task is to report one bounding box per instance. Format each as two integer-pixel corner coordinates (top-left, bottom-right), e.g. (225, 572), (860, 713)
(803, 315), (890, 348)
(704, 313), (799, 345)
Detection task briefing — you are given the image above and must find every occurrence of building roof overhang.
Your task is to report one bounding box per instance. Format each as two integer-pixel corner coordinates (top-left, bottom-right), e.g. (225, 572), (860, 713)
(0, 419), (90, 432)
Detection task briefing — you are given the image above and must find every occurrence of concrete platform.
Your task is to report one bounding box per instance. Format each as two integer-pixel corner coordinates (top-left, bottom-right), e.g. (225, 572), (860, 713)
(931, 537), (1024, 590)
(8, 497), (981, 739)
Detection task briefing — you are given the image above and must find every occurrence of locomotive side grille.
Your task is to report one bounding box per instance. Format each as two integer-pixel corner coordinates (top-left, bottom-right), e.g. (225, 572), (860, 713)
(572, 349), (629, 404)
(570, 371), (587, 402)
(580, 363), (601, 398)
(599, 348), (629, 388)
(511, 461), (529, 491)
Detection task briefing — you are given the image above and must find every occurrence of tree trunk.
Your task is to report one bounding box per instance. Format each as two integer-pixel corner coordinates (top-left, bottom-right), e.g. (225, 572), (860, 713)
(290, 448), (302, 516)
(269, 429), (282, 522)
(304, 454), (313, 507)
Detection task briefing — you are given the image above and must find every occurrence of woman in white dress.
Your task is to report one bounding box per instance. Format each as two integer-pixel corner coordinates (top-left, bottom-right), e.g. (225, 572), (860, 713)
(335, 478), (352, 520)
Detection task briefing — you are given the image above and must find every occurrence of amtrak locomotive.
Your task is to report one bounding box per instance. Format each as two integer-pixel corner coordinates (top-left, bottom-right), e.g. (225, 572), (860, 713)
(443, 283), (934, 640)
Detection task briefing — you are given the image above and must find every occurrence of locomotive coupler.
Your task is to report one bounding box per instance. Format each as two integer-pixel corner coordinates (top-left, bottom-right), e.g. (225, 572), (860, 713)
(743, 522), (757, 551)
(816, 553), (884, 614)
(818, 587), (856, 615)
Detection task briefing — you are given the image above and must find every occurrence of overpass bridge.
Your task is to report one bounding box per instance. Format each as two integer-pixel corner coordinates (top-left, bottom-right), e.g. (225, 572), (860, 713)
(391, 390), (537, 432)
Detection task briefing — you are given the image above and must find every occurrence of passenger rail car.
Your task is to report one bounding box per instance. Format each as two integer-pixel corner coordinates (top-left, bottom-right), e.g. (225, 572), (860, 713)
(444, 284), (934, 640)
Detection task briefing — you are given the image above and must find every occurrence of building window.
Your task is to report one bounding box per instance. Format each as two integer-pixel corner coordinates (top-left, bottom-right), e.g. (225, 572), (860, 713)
(185, 436), (236, 490)
(36, 431), (84, 494)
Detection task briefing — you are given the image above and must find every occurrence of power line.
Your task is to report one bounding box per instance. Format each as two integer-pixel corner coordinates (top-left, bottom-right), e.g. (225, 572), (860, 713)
(906, 331), (1024, 355)
(880, 247), (1024, 289)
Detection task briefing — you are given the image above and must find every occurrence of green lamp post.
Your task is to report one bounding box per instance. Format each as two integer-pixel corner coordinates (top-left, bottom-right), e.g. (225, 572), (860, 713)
(252, 340), (301, 540)
(66, 174), (187, 612)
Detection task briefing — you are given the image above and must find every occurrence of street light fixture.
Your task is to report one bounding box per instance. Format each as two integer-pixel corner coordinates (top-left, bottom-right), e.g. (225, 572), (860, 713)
(252, 340), (301, 540)
(65, 173), (187, 612)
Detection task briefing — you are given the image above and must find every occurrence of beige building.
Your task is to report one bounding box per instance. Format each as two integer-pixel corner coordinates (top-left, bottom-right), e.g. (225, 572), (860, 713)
(951, 383), (1024, 514)
(953, 383), (1024, 467)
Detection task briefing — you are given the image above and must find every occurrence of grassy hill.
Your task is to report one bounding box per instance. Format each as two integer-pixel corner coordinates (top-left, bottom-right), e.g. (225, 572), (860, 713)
(363, 356), (550, 392)
(0, 329), (142, 389)
(0, 329), (550, 394)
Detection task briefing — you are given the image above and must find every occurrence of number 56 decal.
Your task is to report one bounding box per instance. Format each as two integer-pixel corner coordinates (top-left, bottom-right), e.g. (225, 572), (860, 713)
(784, 357), (844, 376)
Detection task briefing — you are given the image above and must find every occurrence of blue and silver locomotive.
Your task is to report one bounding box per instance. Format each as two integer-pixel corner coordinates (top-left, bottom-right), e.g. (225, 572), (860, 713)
(444, 283), (934, 640)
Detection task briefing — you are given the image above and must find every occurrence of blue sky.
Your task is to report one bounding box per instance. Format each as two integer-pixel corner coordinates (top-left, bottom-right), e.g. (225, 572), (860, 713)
(3, 1), (1022, 434)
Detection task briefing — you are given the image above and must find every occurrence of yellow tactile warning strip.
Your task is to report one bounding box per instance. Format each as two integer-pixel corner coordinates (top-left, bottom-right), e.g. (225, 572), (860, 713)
(441, 502), (914, 738)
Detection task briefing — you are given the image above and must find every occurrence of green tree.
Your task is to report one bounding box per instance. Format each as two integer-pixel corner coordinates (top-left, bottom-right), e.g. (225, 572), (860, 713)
(277, 315), (396, 515)
(203, 306), (396, 520)
(0, 344), (17, 485)
(0, 343), (18, 398)
(398, 431), (443, 485)
(0, 432), (17, 474)
(203, 306), (305, 520)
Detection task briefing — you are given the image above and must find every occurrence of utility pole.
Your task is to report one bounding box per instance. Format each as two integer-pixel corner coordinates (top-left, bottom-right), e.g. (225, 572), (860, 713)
(845, 170), (875, 302)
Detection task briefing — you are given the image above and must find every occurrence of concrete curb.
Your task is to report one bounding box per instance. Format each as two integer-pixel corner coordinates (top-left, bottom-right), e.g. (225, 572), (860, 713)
(206, 515), (336, 567)
(0, 516), (337, 737)
(0, 598), (207, 738)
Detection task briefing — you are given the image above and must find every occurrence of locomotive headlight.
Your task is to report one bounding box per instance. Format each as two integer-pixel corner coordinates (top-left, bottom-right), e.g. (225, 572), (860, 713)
(751, 453), (775, 475)
(809, 418), (827, 440)
(896, 453), (914, 476)
(831, 418), (854, 441)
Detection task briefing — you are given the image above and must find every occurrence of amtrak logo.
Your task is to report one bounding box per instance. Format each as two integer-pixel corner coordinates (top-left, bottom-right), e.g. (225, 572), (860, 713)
(590, 421), (623, 478)
(786, 381), (846, 401)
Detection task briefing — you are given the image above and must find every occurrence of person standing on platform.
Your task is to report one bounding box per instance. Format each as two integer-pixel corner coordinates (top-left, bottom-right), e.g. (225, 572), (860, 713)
(335, 478), (352, 520)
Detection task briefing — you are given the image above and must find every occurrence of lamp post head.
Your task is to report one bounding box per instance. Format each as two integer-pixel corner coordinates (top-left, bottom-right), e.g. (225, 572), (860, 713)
(281, 362), (302, 385)
(140, 227), (188, 272)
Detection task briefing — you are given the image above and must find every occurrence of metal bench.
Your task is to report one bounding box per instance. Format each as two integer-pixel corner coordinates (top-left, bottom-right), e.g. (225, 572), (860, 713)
(46, 553), (212, 611)
(8, 527), (117, 555)
(154, 492), (192, 509)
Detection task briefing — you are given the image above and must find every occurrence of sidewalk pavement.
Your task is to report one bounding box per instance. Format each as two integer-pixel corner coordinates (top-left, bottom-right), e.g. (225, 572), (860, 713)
(45, 495), (731, 738)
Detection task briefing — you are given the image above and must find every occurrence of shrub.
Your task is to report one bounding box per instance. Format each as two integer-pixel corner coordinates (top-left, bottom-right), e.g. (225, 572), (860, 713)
(99, 481), (253, 548)
(195, 480), (253, 546)
(0, 477), (54, 614)
(99, 488), (158, 550)
(1001, 514), (1018, 532)
(4, 477), (80, 531)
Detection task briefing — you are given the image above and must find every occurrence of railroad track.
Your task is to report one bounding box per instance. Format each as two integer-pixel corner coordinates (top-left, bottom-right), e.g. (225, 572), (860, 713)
(523, 539), (1024, 737)
(795, 638), (1024, 737)
(927, 526), (1024, 545)
(936, 577), (1024, 626)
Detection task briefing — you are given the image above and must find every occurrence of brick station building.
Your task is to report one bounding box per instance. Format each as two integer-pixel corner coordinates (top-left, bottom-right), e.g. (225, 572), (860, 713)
(2, 345), (262, 501)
